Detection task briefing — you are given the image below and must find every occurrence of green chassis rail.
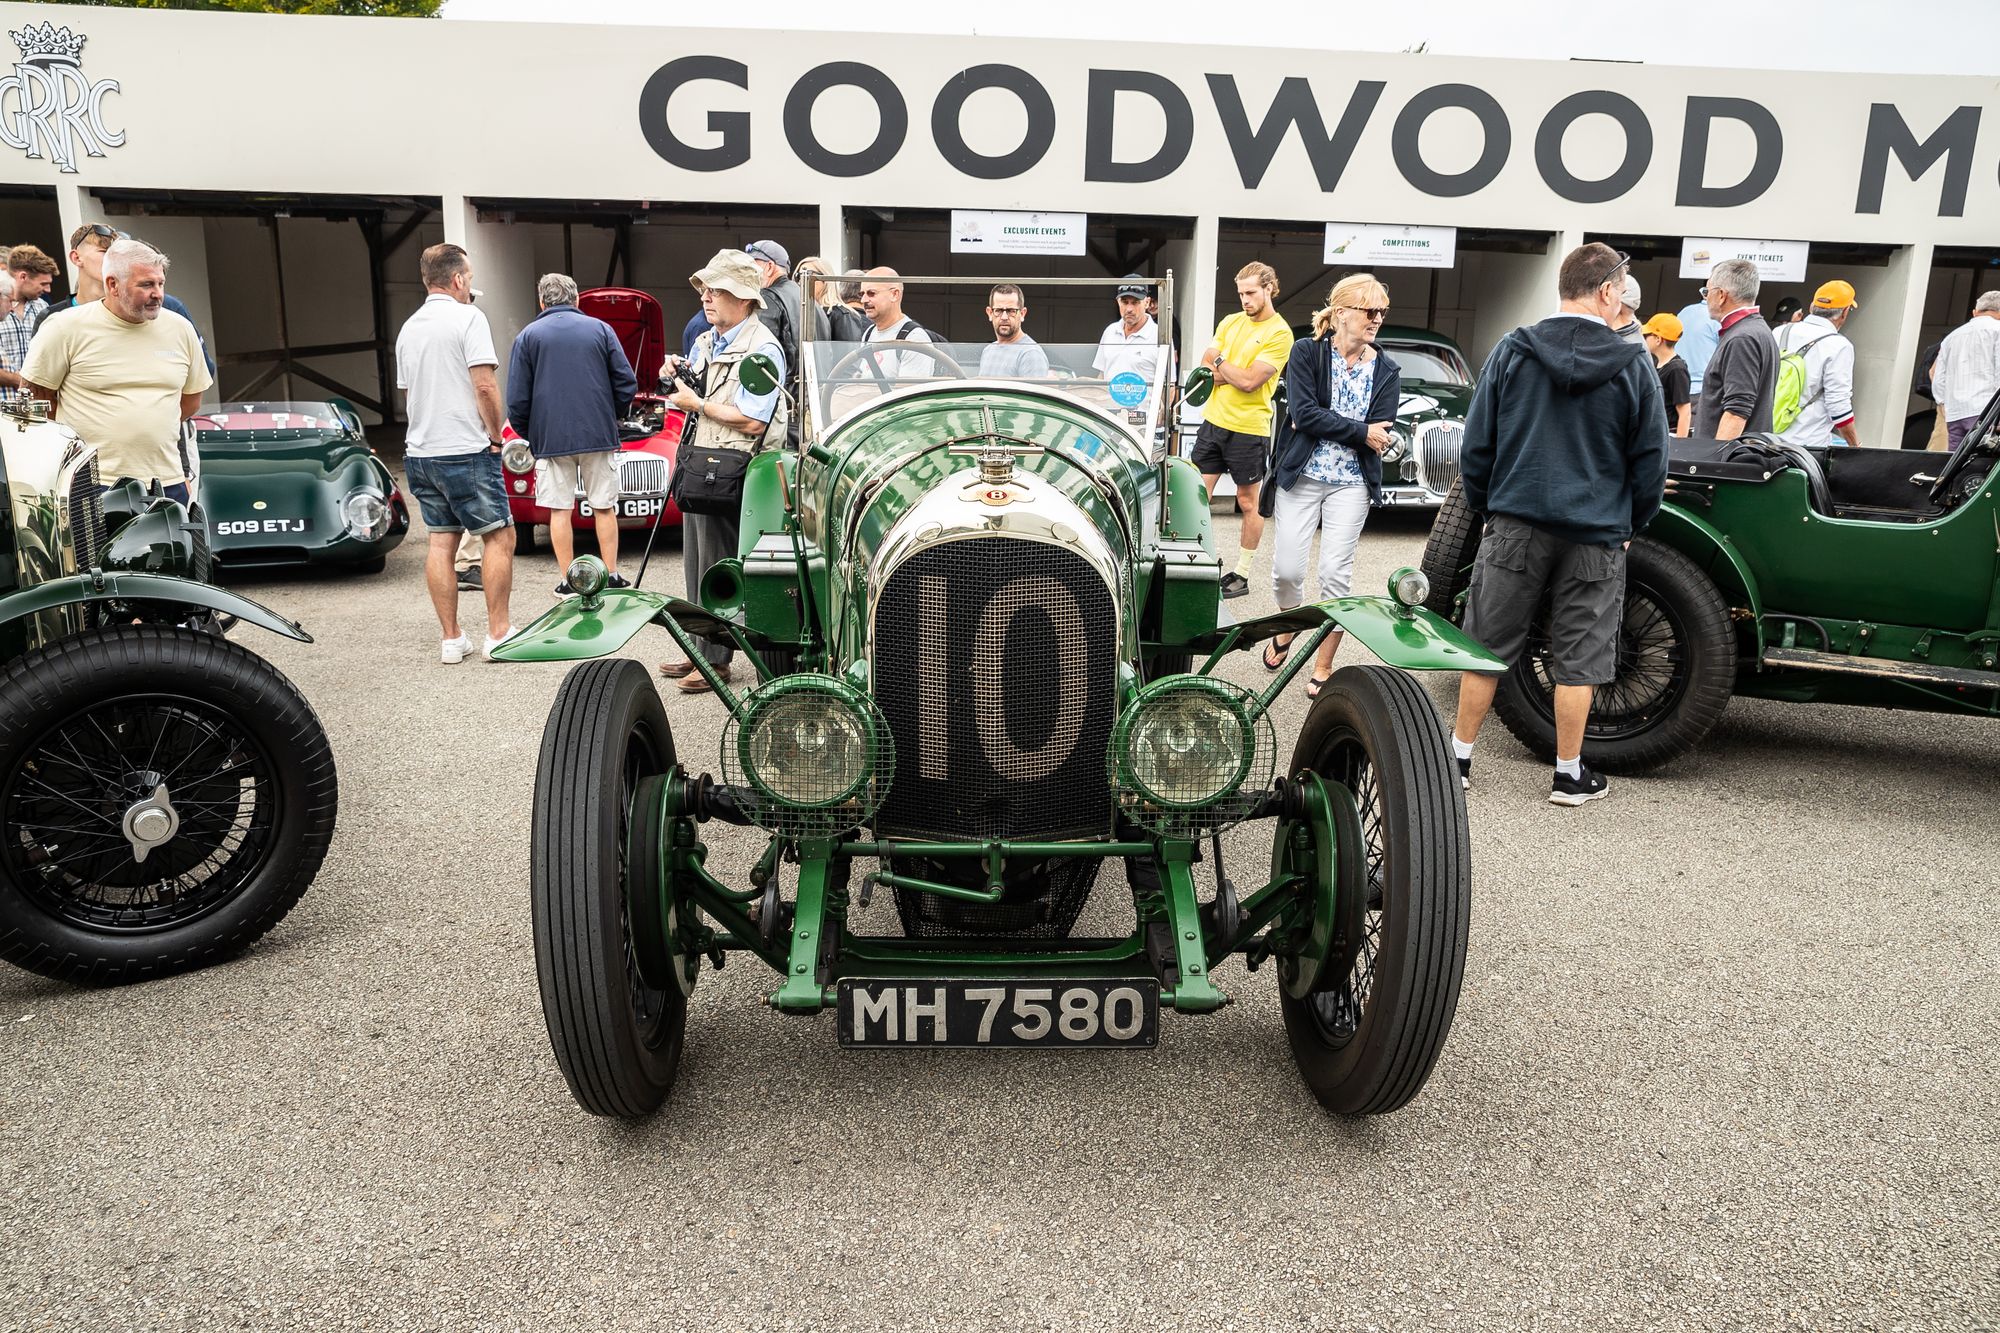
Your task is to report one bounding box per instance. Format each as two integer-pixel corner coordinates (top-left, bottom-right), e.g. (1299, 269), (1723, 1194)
(644, 769), (1355, 1017)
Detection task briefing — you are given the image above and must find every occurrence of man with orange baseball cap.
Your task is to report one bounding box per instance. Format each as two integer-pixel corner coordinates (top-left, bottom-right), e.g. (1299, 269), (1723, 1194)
(1775, 279), (1860, 448)
(1641, 312), (1692, 436)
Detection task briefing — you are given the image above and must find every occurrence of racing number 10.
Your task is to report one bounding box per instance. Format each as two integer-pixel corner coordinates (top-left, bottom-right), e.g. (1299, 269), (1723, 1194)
(962, 985), (1146, 1043)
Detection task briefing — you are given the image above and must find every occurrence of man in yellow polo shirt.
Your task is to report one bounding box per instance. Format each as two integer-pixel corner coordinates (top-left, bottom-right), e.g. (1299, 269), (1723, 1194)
(23, 238), (211, 501)
(1195, 262), (1294, 597)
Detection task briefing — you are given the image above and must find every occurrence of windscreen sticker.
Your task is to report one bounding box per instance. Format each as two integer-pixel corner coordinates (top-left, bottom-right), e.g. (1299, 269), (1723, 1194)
(1107, 372), (1148, 408)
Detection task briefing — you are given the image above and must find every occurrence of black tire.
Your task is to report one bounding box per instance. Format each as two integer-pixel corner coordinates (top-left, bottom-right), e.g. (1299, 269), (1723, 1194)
(1143, 649), (1196, 680)
(0, 628), (336, 984)
(1279, 664), (1470, 1116)
(1418, 477), (1481, 620)
(531, 658), (686, 1118)
(514, 520), (538, 552)
(1490, 537), (1736, 772)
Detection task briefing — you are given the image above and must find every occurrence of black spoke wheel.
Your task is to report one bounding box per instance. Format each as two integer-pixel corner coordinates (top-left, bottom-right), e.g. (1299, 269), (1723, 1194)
(1492, 537), (1736, 772)
(1277, 665), (1470, 1116)
(530, 658), (687, 1119)
(0, 629), (336, 983)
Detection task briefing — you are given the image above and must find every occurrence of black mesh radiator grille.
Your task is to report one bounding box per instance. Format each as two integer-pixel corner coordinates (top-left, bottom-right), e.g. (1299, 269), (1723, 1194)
(66, 456), (104, 573)
(872, 537), (1119, 844)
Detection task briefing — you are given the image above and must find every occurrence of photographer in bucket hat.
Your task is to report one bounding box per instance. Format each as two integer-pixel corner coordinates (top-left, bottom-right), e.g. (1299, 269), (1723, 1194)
(657, 249), (787, 695)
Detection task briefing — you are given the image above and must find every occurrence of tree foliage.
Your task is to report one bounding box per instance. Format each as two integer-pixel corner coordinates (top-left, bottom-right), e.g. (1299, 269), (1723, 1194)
(71, 1), (443, 16)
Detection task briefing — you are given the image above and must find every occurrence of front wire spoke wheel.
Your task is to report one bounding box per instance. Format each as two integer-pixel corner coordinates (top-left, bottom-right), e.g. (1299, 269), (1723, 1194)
(0, 629), (336, 983)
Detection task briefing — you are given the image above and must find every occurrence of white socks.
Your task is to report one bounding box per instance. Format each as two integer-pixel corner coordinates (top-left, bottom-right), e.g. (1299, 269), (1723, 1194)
(1555, 755), (1582, 780)
(1451, 735), (1474, 761)
(1234, 548), (1257, 578)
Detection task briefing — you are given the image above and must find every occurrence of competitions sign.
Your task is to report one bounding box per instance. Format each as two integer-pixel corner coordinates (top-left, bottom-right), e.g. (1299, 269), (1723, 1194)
(1324, 223), (1457, 269)
(1679, 237), (1811, 282)
(951, 210), (1087, 256)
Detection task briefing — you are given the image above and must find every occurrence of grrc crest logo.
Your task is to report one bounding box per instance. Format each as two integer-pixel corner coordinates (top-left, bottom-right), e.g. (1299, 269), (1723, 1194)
(0, 21), (123, 174)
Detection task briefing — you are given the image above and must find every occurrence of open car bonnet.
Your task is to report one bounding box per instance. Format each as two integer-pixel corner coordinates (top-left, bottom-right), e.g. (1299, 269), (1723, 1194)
(581, 287), (666, 396)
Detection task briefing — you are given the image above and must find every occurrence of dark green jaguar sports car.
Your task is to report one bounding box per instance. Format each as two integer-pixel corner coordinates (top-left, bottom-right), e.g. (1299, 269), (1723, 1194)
(192, 401), (409, 573)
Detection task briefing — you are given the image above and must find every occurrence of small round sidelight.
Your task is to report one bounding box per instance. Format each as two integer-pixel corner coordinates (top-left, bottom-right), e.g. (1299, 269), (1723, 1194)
(1389, 566), (1430, 609)
(566, 554), (609, 598)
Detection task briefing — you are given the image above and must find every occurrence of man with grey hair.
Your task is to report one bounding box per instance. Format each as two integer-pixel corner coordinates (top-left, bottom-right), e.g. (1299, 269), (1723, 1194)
(506, 271), (638, 590)
(1611, 274), (1645, 347)
(1931, 291), (2000, 451)
(21, 238), (212, 500)
(1694, 258), (1778, 440)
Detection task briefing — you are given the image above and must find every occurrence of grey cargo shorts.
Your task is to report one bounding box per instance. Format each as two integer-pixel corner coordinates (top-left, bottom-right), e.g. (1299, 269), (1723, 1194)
(1460, 514), (1627, 686)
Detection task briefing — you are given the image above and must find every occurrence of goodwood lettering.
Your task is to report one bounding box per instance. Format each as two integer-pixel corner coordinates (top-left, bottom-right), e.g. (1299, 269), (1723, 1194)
(637, 57), (1988, 218)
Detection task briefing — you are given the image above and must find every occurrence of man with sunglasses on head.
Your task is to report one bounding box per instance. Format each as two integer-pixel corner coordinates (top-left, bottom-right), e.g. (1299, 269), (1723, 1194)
(1449, 242), (1669, 807)
(28, 224), (214, 377)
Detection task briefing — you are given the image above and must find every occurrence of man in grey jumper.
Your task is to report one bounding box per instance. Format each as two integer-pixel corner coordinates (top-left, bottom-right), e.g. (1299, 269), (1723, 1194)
(1694, 259), (1779, 439)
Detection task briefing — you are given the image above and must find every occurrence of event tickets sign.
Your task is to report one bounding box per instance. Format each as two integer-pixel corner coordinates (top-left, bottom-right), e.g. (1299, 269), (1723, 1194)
(951, 210), (1087, 256)
(1679, 237), (1811, 282)
(1323, 223), (1457, 268)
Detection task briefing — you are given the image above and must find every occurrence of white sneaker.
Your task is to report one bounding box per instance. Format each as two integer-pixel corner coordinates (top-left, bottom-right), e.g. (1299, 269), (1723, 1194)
(441, 634), (470, 665)
(483, 626), (518, 659)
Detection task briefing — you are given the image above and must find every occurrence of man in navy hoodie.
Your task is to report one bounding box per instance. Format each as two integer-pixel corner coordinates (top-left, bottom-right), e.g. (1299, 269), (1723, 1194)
(1451, 243), (1669, 806)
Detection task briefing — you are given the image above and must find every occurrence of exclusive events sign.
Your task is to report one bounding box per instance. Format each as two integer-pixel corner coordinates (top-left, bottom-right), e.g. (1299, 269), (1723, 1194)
(1324, 223), (1457, 268)
(1678, 237), (1810, 283)
(951, 210), (1087, 256)
(0, 21), (122, 175)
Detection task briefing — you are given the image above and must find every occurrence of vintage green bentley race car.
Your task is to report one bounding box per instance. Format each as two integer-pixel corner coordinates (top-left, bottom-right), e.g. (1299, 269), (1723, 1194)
(191, 400), (409, 573)
(497, 276), (1503, 1120)
(0, 402), (337, 983)
(1418, 390), (2000, 769)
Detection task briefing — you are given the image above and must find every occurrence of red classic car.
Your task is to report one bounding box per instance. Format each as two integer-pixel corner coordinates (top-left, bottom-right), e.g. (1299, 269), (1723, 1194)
(502, 286), (685, 545)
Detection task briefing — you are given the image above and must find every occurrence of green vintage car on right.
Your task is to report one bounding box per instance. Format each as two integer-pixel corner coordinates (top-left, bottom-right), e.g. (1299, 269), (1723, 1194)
(1418, 391), (2000, 769)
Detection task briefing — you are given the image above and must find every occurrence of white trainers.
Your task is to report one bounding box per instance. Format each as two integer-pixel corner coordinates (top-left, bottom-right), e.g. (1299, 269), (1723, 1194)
(483, 626), (518, 659)
(440, 634), (470, 665)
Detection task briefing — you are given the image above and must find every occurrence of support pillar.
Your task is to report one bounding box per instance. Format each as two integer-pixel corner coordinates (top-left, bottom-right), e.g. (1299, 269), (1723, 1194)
(1857, 242), (1932, 449)
(442, 193), (537, 401)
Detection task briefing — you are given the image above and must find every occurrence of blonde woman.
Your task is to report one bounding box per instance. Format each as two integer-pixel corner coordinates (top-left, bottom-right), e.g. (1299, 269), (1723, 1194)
(1260, 274), (1400, 698)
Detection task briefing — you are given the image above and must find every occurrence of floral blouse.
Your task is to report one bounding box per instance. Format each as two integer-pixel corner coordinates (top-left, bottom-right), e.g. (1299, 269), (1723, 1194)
(1303, 346), (1374, 487)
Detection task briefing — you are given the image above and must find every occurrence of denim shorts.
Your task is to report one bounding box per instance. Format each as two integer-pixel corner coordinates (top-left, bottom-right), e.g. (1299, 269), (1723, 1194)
(403, 450), (510, 536)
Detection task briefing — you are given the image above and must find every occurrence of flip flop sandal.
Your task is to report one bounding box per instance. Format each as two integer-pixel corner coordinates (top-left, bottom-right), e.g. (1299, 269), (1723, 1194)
(1262, 636), (1293, 672)
(1304, 673), (1333, 701)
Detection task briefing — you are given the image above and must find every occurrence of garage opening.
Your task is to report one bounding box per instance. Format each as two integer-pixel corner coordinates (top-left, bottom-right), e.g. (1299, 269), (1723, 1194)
(92, 189), (442, 425)
(1215, 219), (1555, 373)
(847, 207), (1197, 345)
(1911, 246), (2000, 447)
(468, 198), (821, 360)
(0, 185), (68, 300)
(1592, 233), (1906, 447)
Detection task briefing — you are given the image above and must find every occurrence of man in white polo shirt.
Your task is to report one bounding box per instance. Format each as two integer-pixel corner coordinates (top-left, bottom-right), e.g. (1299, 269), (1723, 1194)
(395, 242), (514, 664)
(1093, 275), (1162, 383)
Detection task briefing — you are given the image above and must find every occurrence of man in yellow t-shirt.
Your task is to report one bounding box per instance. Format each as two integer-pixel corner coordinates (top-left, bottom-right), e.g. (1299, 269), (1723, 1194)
(1194, 262), (1294, 597)
(21, 238), (212, 501)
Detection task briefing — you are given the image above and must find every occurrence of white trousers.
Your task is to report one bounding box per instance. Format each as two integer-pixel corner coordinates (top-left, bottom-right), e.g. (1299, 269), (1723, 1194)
(1270, 479), (1370, 608)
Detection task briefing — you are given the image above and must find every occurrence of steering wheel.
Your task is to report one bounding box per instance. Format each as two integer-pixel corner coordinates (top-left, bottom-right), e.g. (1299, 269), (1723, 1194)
(820, 340), (967, 417)
(1927, 419), (1995, 507)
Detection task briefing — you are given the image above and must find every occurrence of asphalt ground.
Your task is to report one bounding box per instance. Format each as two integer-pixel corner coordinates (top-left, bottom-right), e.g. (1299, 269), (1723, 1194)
(3, 491), (1997, 1332)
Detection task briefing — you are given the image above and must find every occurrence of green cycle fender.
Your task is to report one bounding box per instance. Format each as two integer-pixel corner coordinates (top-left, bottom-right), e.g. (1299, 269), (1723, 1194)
(1192, 597), (1507, 674)
(491, 588), (775, 664)
(0, 571), (311, 642)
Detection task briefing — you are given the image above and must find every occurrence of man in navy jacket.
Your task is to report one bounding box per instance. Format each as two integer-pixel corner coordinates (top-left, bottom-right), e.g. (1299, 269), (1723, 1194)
(507, 273), (638, 590)
(1451, 242), (1669, 807)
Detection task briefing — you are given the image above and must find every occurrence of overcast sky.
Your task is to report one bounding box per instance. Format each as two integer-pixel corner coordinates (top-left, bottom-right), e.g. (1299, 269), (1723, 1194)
(439, 0), (1998, 77)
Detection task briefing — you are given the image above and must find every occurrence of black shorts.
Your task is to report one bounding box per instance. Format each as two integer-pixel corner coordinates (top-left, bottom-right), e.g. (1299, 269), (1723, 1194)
(1460, 515), (1628, 685)
(1191, 421), (1268, 486)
